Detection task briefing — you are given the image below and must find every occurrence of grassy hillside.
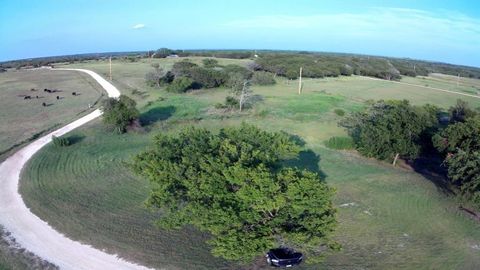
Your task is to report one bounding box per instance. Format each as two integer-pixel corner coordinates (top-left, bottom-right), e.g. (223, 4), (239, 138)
(19, 58), (480, 269)
(0, 69), (104, 161)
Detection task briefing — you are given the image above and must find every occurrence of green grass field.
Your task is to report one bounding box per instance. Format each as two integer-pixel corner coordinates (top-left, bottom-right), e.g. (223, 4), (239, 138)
(15, 58), (480, 269)
(0, 69), (104, 161)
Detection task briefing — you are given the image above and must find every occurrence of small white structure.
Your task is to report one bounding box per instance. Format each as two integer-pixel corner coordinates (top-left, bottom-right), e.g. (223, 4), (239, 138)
(166, 54), (179, 58)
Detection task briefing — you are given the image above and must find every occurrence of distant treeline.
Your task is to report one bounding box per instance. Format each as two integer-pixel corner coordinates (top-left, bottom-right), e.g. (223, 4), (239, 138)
(254, 53), (480, 80)
(0, 51), (144, 69)
(2, 49), (480, 80)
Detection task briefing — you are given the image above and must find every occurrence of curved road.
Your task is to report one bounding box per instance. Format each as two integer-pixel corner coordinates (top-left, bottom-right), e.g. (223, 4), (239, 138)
(0, 68), (154, 270)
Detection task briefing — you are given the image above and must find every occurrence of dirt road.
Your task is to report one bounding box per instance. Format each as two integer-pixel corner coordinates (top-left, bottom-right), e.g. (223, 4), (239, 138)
(0, 68), (155, 270)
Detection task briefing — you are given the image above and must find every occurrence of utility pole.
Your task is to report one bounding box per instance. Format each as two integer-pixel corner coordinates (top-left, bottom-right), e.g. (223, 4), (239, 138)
(457, 73), (460, 86)
(109, 57), (112, 81)
(298, 67), (303, 94)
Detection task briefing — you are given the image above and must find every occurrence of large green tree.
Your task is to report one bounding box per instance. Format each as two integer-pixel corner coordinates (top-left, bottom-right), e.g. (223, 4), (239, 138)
(341, 100), (438, 162)
(433, 116), (480, 202)
(132, 124), (338, 263)
(101, 95), (139, 133)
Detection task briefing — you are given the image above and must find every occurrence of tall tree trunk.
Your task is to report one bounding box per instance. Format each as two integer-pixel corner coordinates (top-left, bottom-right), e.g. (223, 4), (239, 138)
(392, 153), (400, 166)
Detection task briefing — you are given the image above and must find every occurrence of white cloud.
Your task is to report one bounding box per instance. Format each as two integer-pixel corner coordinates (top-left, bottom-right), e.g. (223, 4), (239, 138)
(132, 24), (145, 29)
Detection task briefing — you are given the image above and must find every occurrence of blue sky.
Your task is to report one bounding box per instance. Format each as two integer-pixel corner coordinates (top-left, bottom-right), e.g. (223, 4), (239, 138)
(1, 0), (479, 67)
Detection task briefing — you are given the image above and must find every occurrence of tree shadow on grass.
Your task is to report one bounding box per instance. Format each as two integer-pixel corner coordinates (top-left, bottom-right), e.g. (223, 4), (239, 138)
(66, 134), (85, 145)
(408, 156), (453, 195)
(283, 150), (327, 180)
(140, 106), (176, 126)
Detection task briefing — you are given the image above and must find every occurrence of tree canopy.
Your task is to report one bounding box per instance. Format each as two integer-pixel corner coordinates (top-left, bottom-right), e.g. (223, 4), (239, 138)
(132, 124), (338, 263)
(433, 116), (480, 201)
(101, 95), (139, 133)
(202, 58), (219, 68)
(341, 100), (438, 161)
(165, 77), (194, 93)
(448, 99), (478, 123)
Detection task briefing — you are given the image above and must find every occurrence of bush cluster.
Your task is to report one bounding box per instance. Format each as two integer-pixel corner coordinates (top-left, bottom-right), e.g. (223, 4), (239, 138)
(150, 59), (277, 94)
(215, 96), (240, 110)
(251, 71), (276, 85)
(52, 135), (70, 147)
(334, 108), (345, 116)
(101, 95), (140, 133)
(166, 77), (194, 93)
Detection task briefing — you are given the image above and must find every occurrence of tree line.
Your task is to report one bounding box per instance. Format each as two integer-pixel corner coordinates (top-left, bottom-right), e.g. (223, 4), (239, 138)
(3, 49), (479, 80)
(340, 99), (480, 208)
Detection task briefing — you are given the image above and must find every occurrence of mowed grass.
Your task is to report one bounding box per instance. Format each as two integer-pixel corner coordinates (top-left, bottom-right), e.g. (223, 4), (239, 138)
(403, 73), (480, 96)
(20, 124), (235, 270)
(0, 69), (104, 160)
(298, 76), (480, 109)
(18, 58), (480, 269)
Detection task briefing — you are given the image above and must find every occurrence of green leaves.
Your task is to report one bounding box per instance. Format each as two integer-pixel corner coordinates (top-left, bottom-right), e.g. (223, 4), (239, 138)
(341, 100), (438, 161)
(132, 124), (337, 262)
(101, 95), (139, 133)
(433, 116), (480, 153)
(434, 116), (480, 198)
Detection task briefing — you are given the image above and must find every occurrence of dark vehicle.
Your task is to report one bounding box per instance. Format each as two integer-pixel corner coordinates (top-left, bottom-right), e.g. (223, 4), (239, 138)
(266, 248), (303, 267)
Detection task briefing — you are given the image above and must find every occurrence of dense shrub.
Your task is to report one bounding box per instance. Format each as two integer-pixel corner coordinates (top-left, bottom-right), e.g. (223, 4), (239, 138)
(187, 67), (227, 88)
(325, 136), (355, 150)
(202, 58), (218, 68)
(166, 77), (194, 93)
(251, 71), (276, 85)
(170, 61), (227, 89)
(334, 109), (345, 116)
(222, 64), (252, 79)
(214, 96), (240, 110)
(225, 96), (239, 108)
(171, 61), (199, 77)
(449, 99), (477, 123)
(145, 65), (174, 87)
(225, 72), (245, 92)
(340, 100), (438, 161)
(52, 135), (70, 147)
(433, 116), (480, 203)
(101, 95), (140, 133)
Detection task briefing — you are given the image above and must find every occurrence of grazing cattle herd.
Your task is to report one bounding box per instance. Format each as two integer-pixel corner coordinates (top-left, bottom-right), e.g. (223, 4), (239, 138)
(21, 88), (80, 107)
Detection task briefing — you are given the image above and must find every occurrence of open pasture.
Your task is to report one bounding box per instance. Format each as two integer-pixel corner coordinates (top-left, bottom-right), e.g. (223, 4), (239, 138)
(0, 69), (104, 160)
(18, 58), (480, 269)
